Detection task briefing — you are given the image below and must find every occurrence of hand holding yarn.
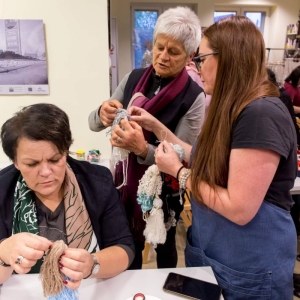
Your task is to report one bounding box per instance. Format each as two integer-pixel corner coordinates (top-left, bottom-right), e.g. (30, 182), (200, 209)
(128, 106), (158, 133)
(40, 240), (79, 300)
(155, 141), (184, 178)
(0, 233), (52, 274)
(107, 108), (131, 188)
(99, 99), (123, 127)
(59, 248), (96, 286)
(112, 119), (146, 155)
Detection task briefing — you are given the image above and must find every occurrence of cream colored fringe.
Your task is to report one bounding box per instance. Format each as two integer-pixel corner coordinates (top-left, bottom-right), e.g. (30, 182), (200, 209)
(40, 240), (67, 297)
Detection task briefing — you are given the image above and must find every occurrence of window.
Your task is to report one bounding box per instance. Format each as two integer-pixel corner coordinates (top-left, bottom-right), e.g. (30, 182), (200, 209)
(243, 12), (265, 33)
(133, 10), (158, 69)
(131, 4), (197, 69)
(214, 11), (237, 23)
(214, 6), (269, 35)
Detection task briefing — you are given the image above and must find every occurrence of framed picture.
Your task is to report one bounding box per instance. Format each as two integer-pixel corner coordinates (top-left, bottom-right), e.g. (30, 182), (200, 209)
(0, 19), (49, 95)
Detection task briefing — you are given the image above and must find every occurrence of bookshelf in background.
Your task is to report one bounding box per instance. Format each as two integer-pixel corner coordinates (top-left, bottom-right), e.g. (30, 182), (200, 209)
(284, 12), (300, 61)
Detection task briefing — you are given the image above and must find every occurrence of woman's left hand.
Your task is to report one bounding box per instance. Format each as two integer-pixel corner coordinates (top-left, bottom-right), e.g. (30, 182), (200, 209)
(110, 119), (147, 154)
(155, 141), (183, 177)
(59, 248), (94, 289)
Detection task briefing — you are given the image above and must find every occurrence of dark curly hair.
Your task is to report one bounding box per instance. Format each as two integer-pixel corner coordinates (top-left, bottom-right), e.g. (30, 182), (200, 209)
(285, 66), (300, 88)
(266, 68), (278, 86)
(1, 103), (73, 161)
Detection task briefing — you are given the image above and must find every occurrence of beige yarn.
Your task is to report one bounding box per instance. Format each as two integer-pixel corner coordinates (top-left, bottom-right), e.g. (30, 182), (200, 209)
(40, 240), (68, 297)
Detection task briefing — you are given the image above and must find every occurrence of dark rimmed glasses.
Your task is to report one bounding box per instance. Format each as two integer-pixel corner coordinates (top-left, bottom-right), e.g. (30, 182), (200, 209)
(192, 52), (218, 71)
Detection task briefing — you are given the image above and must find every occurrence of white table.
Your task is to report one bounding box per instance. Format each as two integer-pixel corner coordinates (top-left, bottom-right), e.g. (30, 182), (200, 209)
(0, 267), (224, 300)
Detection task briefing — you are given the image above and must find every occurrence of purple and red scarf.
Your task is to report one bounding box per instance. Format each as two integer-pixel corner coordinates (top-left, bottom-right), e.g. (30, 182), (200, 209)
(116, 65), (189, 241)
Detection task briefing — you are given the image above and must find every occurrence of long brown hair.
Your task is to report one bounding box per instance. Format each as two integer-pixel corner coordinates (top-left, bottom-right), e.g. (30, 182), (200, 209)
(191, 16), (279, 203)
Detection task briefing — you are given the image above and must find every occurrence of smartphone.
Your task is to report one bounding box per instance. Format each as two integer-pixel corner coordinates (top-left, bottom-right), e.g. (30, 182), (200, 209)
(163, 272), (222, 300)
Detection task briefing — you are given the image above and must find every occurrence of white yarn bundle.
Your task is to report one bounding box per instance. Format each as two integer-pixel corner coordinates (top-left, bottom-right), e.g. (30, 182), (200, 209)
(137, 164), (165, 248)
(137, 165), (162, 213)
(107, 109), (131, 189)
(143, 197), (166, 248)
(137, 142), (186, 248)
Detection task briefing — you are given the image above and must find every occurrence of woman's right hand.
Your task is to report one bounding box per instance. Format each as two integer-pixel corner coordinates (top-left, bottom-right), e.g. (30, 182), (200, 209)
(0, 233), (52, 274)
(155, 141), (183, 178)
(100, 100), (123, 127)
(128, 106), (157, 132)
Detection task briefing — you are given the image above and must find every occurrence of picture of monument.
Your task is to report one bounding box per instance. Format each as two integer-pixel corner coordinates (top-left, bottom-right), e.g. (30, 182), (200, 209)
(0, 19), (49, 95)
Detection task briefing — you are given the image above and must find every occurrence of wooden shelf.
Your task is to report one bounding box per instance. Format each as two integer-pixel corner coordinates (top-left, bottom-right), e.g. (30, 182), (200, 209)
(284, 24), (300, 59)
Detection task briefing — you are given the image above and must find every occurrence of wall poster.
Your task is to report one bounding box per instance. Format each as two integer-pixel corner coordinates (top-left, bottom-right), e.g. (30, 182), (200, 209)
(0, 19), (49, 95)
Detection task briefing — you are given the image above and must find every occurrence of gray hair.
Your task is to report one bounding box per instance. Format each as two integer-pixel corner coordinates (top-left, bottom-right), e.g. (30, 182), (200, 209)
(153, 6), (201, 56)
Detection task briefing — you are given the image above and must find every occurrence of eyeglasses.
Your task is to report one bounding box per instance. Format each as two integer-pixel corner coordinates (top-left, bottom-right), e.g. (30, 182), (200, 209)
(192, 52), (218, 71)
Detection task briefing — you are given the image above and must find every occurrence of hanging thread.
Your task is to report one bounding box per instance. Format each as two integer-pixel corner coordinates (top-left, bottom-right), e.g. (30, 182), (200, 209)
(107, 108), (131, 189)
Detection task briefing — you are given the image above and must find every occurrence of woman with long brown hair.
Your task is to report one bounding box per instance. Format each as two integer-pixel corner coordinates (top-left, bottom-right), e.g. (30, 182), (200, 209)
(128, 16), (297, 299)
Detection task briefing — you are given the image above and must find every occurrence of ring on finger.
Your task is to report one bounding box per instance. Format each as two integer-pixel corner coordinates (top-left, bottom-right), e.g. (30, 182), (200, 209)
(15, 255), (24, 265)
(117, 136), (122, 143)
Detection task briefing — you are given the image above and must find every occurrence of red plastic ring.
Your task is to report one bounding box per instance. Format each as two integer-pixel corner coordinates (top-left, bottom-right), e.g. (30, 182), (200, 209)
(133, 293), (145, 300)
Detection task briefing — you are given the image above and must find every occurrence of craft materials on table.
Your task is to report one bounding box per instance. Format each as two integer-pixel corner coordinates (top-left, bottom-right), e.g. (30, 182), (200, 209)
(75, 150), (85, 161)
(87, 149), (101, 163)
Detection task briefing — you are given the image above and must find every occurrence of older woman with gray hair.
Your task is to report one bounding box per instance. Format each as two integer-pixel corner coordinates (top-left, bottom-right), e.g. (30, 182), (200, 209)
(88, 6), (205, 269)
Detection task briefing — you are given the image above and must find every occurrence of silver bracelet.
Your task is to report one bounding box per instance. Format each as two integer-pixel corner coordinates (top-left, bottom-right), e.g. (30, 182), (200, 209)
(179, 168), (191, 190)
(134, 141), (148, 156)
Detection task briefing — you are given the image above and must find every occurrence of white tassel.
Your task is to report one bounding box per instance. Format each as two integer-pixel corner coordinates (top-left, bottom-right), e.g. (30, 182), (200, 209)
(137, 143), (185, 248)
(143, 196), (166, 248)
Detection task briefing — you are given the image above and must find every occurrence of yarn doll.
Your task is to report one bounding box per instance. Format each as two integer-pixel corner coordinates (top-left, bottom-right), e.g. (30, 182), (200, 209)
(137, 143), (186, 248)
(40, 240), (78, 300)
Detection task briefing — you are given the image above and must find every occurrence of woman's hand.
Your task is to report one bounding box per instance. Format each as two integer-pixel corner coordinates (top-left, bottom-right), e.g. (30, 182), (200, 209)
(59, 248), (95, 289)
(0, 233), (52, 274)
(155, 141), (183, 177)
(110, 119), (147, 155)
(128, 106), (158, 132)
(100, 100), (123, 127)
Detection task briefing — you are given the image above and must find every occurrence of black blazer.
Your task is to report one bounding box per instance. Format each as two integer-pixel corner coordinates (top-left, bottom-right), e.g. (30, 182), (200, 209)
(0, 156), (135, 254)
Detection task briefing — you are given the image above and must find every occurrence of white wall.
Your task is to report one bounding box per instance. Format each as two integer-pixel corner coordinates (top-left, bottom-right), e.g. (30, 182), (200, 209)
(0, 0), (111, 162)
(112, 0), (300, 80)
